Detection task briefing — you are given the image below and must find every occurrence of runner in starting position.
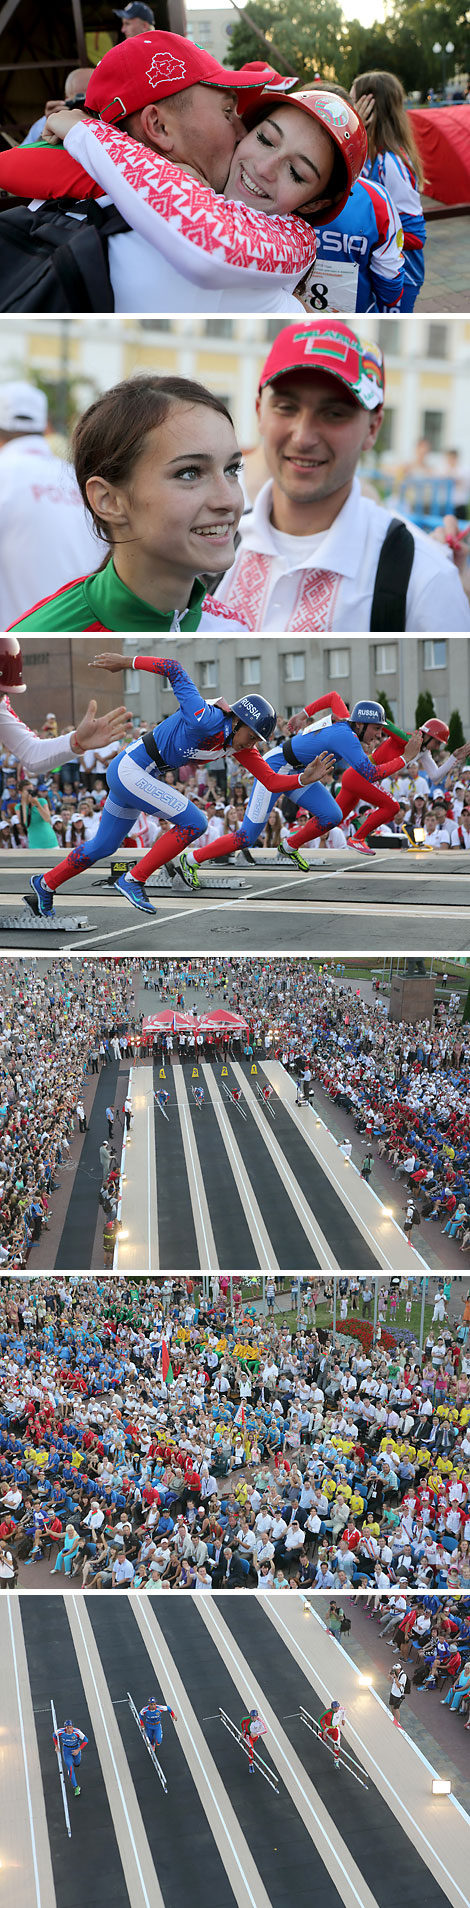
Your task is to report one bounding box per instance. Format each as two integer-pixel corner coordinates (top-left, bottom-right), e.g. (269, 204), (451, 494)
(53, 1719), (89, 1797)
(139, 1698), (177, 1746)
(178, 691), (411, 881)
(240, 1707), (268, 1773)
(318, 1701), (346, 1767)
(30, 655), (328, 916)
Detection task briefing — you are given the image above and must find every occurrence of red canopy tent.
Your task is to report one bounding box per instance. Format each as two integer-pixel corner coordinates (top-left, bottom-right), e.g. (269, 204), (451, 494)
(409, 105), (470, 206)
(192, 1011), (249, 1032)
(142, 1009), (248, 1035)
(142, 1011), (199, 1034)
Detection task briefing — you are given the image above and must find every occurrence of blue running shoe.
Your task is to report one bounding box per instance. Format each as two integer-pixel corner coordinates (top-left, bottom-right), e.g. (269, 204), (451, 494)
(30, 874), (55, 916)
(115, 873), (156, 914)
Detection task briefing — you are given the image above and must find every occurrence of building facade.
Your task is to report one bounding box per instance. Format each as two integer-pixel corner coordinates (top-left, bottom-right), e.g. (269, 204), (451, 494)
(1, 317), (469, 462)
(121, 637), (470, 728)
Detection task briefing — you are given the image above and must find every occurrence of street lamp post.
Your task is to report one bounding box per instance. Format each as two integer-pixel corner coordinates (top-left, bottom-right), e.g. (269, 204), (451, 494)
(433, 39), (455, 93)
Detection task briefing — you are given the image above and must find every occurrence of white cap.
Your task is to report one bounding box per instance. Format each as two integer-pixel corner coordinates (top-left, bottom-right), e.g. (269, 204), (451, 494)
(0, 380), (48, 433)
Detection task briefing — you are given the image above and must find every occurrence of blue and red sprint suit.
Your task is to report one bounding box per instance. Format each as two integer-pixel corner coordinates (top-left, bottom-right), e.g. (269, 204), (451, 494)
(191, 693), (405, 863)
(302, 178), (404, 312)
(287, 722), (408, 851)
(363, 150), (425, 312)
(42, 656), (309, 894)
(139, 1703), (175, 1747)
(53, 1725), (88, 1781)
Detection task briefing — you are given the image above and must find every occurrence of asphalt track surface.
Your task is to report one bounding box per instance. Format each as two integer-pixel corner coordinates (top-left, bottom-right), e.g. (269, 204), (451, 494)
(62, 1057), (383, 1271)
(1, 851), (469, 952)
(9, 1595), (462, 1908)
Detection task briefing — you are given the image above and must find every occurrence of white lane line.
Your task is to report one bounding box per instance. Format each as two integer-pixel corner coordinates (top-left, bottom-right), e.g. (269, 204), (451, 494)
(203, 1064), (275, 1268)
(147, 1103), (152, 1272)
(62, 870), (325, 952)
(70, 1599), (153, 1908)
(268, 1063), (429, 1272)
(232, 1065), (338, 1269)
(180, 1100), (212, 1268)
(273, 1082), (390, 1269)
(202, 1603), (371, 1908)
(134, 1601), (261, 1908)
(7, 1599), (43, 1908)
(268, 1604), (469, 1908)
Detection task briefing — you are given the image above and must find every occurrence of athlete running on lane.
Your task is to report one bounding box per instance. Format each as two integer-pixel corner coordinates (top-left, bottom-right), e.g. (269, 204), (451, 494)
(53, 1720), (89, 1797)
(318, 1700), (346, 1767)
(284, 710), (465, 858)
(240, 1707), (268, 1773)
(30, 655), (332, 916)
(178, 691), (408, 882)
(139, 1698), (176, 1746)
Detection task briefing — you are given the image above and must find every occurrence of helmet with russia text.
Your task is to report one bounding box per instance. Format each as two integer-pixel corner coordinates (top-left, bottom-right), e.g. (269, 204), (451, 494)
(230, 695), (276, 744)
(349, 700), (386, 727)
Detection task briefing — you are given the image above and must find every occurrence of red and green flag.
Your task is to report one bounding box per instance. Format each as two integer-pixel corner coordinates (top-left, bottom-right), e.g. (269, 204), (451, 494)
(161, 1341), (174, 1387)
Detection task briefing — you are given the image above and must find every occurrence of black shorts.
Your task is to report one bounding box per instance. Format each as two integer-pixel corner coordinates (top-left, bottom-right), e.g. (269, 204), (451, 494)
(389, 1693), (403, 1711)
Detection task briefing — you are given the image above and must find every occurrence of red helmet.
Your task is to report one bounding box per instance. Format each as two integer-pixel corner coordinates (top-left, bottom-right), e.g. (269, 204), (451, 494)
(0, 636), (25, 693)
(245, 88), (367, 216)
(421, 718), (449, 744)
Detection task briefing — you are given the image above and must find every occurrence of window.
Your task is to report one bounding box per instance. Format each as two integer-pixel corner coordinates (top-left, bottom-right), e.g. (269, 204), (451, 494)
(377, 321), (400, 358)
(423, 641), (447, 670)
(374, 644), (397, 675)
(124, 670), (139, 695)
(200, 660), (218, 691)
(428, 323), (448, 359)
(422, 410), (444, 452)
(241, 656), (261, 686)
(205, 320), (234, 337)
(286, 705), (305, 719)
(284, 652), (305, 681)
(22, 650), (50, 665)
(328, 647), (349, 679)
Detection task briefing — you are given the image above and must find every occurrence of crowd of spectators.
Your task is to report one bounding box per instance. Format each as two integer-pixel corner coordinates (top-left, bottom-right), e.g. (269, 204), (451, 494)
(1, 703), (470, 859)
(0, 1274), (469, 1593)
(155, 955), (470, 1263)
(0, 961), (135, 1266)
(350, 1593), (470, 1733)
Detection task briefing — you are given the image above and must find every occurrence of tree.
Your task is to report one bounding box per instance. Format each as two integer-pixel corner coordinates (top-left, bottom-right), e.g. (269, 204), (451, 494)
(415, 690), (435, 726)
(449, 708), (465, 750)
(461, 982), (470, 1024)
(225, 0), (344, 82)
(377, 688), (396, 725)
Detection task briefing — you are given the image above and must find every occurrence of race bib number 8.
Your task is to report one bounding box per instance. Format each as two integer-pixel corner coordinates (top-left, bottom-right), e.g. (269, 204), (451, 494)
(296, 259), (359, 312)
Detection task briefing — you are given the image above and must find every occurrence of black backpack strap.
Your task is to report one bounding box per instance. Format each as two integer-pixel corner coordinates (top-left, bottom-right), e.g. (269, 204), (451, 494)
(369, 517), (415, 632)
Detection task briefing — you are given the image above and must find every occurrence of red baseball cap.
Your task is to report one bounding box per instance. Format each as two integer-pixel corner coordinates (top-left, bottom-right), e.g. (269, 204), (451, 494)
(85, 31), (275, 122)
(245, 89), (367, 214)
(258, 322), (385, 412)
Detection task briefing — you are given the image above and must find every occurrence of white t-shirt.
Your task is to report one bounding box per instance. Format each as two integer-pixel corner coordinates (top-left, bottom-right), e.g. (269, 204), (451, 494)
(215, 476), (470, 631)
(0, 436), (100, 627)
(64, 118), (314, 316)
(0, 696), (75, 772)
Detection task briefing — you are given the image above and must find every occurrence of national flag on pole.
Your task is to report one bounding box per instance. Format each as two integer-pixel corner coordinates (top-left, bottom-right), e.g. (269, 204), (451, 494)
(161, 1341), (174, 1386)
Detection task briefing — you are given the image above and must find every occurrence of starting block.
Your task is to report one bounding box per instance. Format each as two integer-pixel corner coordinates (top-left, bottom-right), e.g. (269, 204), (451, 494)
(127, 1693), (167, 1792)
(146, 866), (245, 892)
(221, 1078), (247, 1118)
(218, 1709), (279, 1792)
(256, 1081), (275, 1120)
(0, 906), (89, 933)
(299, 1708), (368, 1788)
